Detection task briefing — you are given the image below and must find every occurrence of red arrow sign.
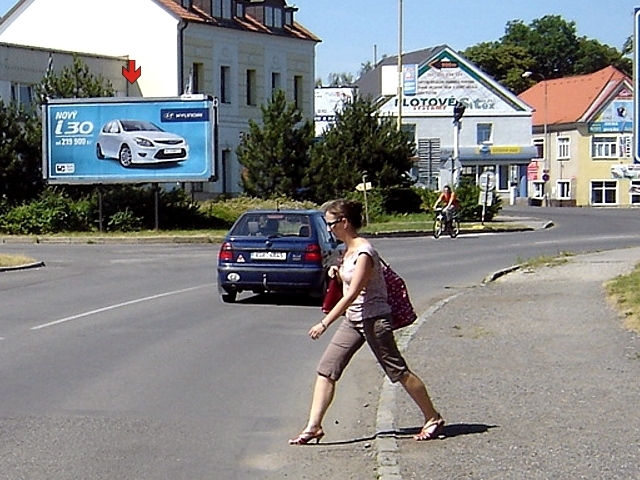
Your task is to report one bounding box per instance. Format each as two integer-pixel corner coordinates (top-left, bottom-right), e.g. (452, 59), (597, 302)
(122, 60), (141, 83)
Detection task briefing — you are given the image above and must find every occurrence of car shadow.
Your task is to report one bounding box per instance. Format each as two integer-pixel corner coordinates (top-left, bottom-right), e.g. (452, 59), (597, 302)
(236, 292), (322, 308)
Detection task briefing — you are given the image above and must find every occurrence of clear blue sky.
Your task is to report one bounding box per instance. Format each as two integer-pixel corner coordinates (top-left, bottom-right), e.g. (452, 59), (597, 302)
(1, 0), (637, 83)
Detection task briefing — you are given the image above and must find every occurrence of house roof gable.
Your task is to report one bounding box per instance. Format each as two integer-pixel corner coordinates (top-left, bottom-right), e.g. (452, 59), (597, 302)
(0, 0), (319, 42)
(518, 66), (631, 126)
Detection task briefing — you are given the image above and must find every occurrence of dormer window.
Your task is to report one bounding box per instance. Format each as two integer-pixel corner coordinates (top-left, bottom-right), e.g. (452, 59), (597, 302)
(213, 0), (232, 19)
(246, 1), (288, 29)
(236, 1), (245, 18)
(284, 7), (294, 26)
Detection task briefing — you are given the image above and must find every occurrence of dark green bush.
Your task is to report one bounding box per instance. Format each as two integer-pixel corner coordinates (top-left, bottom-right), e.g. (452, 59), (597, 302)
(382, 187), (423, 214)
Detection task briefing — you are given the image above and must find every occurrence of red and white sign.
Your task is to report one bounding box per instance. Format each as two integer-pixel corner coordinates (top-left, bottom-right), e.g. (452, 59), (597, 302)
(527, 161), (539, 180)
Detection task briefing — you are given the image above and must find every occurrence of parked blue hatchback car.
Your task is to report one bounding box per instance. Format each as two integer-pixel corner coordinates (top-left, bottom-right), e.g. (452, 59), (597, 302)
(217, 209), (342, 303)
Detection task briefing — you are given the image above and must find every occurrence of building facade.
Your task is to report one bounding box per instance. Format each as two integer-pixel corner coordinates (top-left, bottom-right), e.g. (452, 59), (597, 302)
(355, 46), (537, 201)
(0, 0), (319, 197)
(519, 66), (637, 207)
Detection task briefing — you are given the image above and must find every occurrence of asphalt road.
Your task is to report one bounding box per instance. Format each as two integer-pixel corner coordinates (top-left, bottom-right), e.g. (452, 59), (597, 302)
(0, 206), (639, 479)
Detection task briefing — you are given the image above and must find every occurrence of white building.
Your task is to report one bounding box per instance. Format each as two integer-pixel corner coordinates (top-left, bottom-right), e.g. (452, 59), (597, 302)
(356, 45), (537, 200)
(0, 0), (319, 196)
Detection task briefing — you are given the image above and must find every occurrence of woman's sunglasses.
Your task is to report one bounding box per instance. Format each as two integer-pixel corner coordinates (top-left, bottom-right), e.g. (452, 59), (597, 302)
(326, 218), (343, 227)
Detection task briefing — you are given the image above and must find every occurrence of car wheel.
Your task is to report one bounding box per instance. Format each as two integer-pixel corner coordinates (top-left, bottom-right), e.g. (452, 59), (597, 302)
(119, 144), (133, 167)
(222, 291), (237, 303)
(96, 143), (105, 159)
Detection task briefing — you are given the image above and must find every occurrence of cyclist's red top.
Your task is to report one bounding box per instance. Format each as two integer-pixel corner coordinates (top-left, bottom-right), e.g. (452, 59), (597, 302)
(437, 191), (459, 208)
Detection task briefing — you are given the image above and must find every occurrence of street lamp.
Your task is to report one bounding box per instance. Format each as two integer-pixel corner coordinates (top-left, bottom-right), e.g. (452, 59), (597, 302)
(451, 100), (466, 187)
(522, 70), (549, 206)
(397, 0), (403, 130)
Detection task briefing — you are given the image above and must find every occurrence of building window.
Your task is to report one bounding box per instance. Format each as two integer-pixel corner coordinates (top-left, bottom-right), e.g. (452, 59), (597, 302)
(591, 180), (617, 205)
(533, 138), (544, 160)
(294, 75), (303, 111)
(619, 135), (632, 158)
(498, 164), (509, 190)
(271, 72), (281, 99)
(591, 136), (617, 159)
(246, 69), (257, 106)
(235, 1), (244, 17)
(557, 180), (571, 199)
(630, 180), (640, 204)
(557, 137), (570, 159)
(191, 62), (203, 94)
(11, 83), (33, 107)
(220, 66), (230, 103)
(213, 0), (232, 19)
(191, 182), (204, 193)
(476, 123), (492, 144)
(285, 9), (293, 26)
(532, 181), (545, 198)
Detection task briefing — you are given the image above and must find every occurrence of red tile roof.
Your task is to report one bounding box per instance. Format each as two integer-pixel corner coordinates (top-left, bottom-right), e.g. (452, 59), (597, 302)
(518, 66), (630, 127)
(154, 0), (320, 41)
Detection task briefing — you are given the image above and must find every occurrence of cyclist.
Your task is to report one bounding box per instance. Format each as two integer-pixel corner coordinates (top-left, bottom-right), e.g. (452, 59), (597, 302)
(433, 185), (459, 231)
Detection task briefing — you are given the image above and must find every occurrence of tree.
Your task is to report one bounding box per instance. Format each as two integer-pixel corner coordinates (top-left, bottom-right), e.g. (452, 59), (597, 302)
(236, 90), (314, 199)
(463, 15), (631, 94)
(463, 41), (533, 93)
(36, 54), (115, 101)
(306, 96), (415, 202)
(326, 72), (354, 87)
(0, 101), (43, 206)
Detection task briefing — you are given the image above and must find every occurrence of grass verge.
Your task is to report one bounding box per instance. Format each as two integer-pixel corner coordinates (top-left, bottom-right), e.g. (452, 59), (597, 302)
(605, 262), (640, 335)
(0, 253), (36, 268)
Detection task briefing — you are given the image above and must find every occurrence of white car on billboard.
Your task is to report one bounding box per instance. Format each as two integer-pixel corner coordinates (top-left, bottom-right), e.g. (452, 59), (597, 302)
(96, 119), (189, 167)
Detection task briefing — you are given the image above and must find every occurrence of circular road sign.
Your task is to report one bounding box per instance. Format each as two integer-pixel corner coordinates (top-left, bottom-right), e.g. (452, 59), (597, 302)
(542, 173), (550, 182)
(479, 171), (496, 191)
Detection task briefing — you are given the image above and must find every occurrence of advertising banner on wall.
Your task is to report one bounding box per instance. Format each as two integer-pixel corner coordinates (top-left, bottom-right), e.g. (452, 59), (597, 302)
(43, 95), (217, 184)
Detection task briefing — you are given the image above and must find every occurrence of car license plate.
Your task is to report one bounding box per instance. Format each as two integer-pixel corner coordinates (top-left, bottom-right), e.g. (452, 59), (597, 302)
(250, 251), (286, 260)
(164, 148), (181, 154)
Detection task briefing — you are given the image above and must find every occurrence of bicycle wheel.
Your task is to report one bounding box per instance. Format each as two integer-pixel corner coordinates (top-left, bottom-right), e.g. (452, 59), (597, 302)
(449, 218), (460, 238)
(433, 218), (442, 239)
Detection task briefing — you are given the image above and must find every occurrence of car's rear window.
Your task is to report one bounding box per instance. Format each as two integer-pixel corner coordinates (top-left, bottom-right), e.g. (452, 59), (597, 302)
(230, 213), (313, 237)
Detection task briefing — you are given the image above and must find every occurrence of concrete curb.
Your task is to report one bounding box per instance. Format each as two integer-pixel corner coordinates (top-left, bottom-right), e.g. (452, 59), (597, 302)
(375, 264), (519, 480)
(0, 261), (45, 272)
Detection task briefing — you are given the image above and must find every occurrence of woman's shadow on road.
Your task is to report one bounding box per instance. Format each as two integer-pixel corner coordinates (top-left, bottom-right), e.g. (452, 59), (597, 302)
(319, 424), (497, 446)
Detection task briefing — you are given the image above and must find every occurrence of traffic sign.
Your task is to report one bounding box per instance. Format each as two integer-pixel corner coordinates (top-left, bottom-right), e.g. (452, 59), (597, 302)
(635, 8), (640, 162)
(542, 173), (550, 182)
(478, 171), (495, 191)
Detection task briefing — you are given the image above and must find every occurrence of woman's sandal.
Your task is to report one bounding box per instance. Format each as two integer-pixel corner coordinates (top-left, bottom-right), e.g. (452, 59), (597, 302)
(288, 427), (325, 445)
(413, 415), (445, 441)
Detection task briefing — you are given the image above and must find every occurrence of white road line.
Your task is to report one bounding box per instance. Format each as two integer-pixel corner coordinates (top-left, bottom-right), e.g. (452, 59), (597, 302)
(30, 283), (215, 331)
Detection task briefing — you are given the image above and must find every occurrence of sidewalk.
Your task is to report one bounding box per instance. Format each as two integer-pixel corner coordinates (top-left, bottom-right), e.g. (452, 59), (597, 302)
(379, 247), (640, 479)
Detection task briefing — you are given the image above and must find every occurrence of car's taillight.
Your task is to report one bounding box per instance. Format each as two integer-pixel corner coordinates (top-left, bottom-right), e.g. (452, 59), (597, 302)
(304, 243), (322, 263)
(218, 242), (234, 262)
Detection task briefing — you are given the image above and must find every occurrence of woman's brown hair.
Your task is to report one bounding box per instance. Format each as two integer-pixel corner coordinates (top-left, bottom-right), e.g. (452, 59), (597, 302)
(324, 199), (363, 229)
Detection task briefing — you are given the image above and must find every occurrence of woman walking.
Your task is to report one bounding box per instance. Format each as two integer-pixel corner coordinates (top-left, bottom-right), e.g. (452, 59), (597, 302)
(288, 199), (444, 445)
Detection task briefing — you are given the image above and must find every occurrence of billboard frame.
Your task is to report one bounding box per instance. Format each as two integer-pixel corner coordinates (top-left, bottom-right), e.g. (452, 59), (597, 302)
(42, 95), (218, 185)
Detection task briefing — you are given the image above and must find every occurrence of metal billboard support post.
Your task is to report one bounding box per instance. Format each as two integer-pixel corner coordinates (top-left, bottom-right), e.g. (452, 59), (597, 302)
(97, 185), (103, 233)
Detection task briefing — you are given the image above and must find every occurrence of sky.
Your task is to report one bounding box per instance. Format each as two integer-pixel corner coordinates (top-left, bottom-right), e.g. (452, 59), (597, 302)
(0, 0), (637, 84)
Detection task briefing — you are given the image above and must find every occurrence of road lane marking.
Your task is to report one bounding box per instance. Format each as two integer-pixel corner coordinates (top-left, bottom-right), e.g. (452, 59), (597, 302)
(30, 283), (215, 331)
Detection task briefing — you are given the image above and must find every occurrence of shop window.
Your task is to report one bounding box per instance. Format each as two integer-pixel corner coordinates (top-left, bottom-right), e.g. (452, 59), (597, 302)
(630, 180), (640, 204)
(498, 165), (509, 190)
(557, 180), (571, 199)
(591, 136), (617, 159)
(591, 180), (617, 205)
(557, 137), (570, 160)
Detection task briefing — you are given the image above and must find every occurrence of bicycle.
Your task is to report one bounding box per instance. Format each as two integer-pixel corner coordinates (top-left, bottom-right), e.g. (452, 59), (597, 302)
(433, 208), (460, 239)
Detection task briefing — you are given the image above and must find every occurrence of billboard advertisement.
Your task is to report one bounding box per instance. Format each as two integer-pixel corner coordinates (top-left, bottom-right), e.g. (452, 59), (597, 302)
(43, 96), (217, 184)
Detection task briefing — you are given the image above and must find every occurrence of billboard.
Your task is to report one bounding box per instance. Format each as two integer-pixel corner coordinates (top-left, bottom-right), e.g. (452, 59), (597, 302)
(43, 95), (217, 184)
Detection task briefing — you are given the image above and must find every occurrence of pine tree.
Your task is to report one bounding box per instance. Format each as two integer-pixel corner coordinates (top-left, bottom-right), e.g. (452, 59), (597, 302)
(237, 90), (313, 199)
(306, 96), (415, 202)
